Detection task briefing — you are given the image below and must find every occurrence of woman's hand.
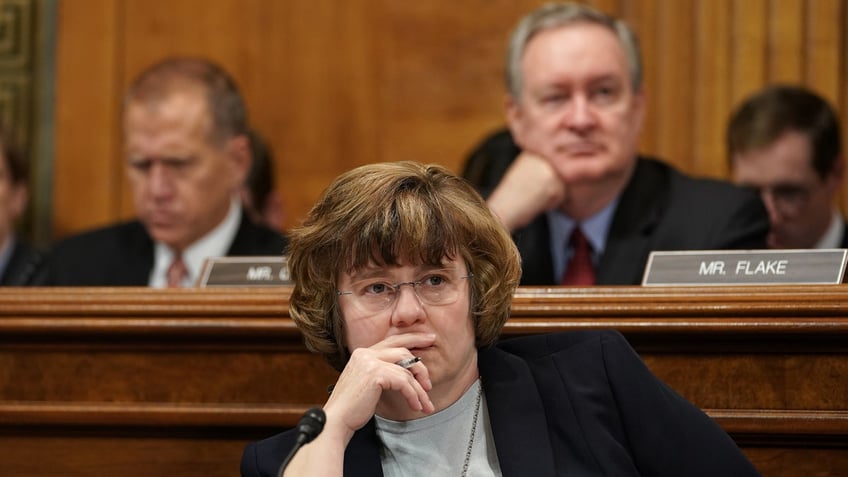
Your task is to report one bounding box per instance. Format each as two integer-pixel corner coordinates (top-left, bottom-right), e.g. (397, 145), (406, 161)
(324, 332), (436, 440)
(282, 332), (435, 476)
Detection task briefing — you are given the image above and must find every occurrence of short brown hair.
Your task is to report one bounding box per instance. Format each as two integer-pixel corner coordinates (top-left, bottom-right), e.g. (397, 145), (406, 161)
(124, 57), (248, 145)
(727, 85), (841, 179)
(287, 161), (522, 371)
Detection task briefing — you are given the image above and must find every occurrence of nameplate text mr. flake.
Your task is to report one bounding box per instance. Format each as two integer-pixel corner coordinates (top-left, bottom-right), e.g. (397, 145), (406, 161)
(642, 249), (847, 286)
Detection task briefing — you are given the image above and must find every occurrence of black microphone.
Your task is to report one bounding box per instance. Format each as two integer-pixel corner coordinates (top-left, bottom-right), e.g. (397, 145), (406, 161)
(277, 407), (326, 477)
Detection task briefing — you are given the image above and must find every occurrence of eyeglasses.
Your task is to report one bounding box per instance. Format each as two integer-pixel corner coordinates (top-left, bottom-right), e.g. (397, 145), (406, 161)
(747, 183), (813, 217)
(336, 272), (473, 313)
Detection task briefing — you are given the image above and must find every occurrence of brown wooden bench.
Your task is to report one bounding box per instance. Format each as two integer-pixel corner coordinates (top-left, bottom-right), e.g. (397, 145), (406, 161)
(1, 286), (845, 476)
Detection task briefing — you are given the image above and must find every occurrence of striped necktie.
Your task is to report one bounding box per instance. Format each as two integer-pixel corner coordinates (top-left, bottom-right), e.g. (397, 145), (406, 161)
(167, 255), (188, 288)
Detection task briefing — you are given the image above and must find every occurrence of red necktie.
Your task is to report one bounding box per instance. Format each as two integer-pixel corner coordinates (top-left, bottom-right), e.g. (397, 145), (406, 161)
(560, 228), (596, 285)
(167, 255), (188, 288)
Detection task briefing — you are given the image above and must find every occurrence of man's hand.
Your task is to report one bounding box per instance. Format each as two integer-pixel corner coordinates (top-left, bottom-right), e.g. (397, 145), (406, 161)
(487, 152), (566, 231)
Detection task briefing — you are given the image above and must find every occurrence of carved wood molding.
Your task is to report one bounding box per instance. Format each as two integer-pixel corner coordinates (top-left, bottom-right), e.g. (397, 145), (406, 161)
(4, 285), (847, 311)
(1, 285), (847, 453)
(2, 402), (845, 447)
(1, 282), (844, 353)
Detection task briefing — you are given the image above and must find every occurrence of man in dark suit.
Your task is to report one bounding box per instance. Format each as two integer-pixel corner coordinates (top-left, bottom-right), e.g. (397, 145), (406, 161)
(0, 129), (44, 285)
(465, 3), (768, 286)
(46, 57), (287, 286)
(728, 85), (847, 249)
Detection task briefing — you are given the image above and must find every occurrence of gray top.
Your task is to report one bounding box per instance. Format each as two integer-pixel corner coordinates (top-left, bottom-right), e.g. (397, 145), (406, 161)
(375, 379), (502, 477)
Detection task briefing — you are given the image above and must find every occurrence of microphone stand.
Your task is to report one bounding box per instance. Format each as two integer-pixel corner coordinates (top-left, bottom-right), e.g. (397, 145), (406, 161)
(276, 408), (326, 477)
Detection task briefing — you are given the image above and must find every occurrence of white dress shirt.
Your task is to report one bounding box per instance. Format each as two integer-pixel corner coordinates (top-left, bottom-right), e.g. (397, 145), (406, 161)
(149, 197), (243, 288)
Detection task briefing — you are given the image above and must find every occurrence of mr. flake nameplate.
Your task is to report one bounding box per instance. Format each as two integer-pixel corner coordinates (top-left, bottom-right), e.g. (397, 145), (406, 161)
(197, 256), (292, 287)
(642, 249), (847, 286)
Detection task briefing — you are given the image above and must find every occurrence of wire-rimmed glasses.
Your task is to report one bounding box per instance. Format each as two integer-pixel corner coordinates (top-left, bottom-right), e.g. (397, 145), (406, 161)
(746, 183), (814, 218)
(336, 271), (473, 313)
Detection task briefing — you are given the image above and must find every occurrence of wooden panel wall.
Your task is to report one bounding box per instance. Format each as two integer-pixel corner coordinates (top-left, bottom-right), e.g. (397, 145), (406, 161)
(53, 0), (848, 238)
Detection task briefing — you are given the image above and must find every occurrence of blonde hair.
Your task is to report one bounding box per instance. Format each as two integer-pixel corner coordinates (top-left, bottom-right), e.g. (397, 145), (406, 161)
(287, 161), (521, 370)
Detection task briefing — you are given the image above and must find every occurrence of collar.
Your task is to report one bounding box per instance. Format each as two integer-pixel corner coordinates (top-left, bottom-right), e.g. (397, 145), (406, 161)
(150, 197), (243, 287)
(547, 197), (620, 281)
(814, 210), (845, 249)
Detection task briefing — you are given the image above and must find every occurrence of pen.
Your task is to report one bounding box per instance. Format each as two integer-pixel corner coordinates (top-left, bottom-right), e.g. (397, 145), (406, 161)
(396, 356), (422, 369)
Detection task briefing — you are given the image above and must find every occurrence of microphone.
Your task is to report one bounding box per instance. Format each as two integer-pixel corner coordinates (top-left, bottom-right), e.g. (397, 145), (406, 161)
(277, 407), (326, 477)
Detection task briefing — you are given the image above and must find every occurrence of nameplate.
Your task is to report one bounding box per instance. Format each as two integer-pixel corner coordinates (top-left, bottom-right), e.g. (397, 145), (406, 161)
(197, 256), (292, 287)
(642, 249), (847, 286)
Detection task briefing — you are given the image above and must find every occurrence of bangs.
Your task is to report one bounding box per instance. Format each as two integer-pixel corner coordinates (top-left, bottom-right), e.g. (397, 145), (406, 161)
(286, 161), (521, 369)
(340, 178), (467, 273)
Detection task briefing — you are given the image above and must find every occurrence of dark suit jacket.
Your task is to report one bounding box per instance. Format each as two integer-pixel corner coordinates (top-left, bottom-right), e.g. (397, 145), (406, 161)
(45, 216), (288, 286)
(0, 239), (46, 285)
(241, 330), (760, 477)
(462, 129), (770, 285)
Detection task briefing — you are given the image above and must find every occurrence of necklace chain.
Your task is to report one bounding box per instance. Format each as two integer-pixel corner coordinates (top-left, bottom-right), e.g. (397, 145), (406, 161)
(460, 380), (483, 477)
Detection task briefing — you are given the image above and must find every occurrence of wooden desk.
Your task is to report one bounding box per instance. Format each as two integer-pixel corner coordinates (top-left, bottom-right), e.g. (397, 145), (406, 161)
(1, 286), (846, 476)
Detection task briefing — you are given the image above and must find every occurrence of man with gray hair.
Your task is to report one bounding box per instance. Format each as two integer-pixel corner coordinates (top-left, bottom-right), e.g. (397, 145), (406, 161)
(465, 2), (769, 285)
(46, 57), (288, 286)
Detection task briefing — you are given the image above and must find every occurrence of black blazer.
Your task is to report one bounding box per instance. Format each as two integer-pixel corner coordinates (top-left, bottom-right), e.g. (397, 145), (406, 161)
(45, 217), (288, 286)
(463, 129), (769, 285)
(0, 240), (46, 285)
(241, 330), (760, 477)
